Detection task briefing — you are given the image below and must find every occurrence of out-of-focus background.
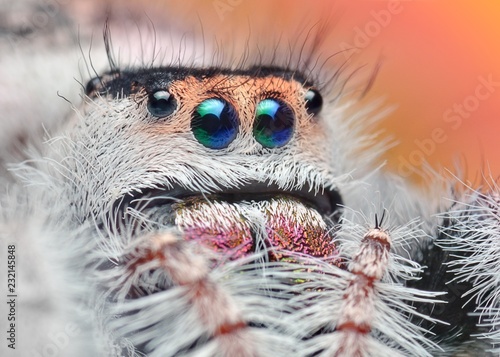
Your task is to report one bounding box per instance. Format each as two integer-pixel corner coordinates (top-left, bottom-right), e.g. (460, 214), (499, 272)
(3, 0), (500, 184)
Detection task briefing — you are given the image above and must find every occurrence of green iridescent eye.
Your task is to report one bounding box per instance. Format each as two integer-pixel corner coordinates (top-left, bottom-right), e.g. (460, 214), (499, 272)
(253, 99), (295, 148)
(191, 98), (239, 149)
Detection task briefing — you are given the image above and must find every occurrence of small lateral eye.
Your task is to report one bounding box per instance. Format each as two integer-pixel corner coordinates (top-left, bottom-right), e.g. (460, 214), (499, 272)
(253, 99), (295, 148)
(85, 76), (104, 96)
(305, 88), (323, 116)
(191, 98), (239, 149)
(147, 90), (178, 118)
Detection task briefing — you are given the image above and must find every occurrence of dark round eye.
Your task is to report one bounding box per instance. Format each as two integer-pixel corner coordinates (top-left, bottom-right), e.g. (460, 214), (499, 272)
(147, 90), (177, 118)
(253, 99), (294, 148)
(305, 88), (323, 116)
(191, 98), (239, 149)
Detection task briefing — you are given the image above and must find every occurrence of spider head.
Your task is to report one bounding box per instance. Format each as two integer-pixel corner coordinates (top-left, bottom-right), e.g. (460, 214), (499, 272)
(75, 66), (344, 262)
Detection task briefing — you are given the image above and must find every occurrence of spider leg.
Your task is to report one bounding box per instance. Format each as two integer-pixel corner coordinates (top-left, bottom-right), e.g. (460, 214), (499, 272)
(435, 186), (500, 354)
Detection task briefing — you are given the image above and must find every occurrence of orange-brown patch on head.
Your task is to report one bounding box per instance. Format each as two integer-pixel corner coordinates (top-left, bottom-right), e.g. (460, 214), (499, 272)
(136, 74), (313, 139)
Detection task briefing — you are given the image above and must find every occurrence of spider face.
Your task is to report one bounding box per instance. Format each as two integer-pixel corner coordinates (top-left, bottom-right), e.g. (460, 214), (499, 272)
(78, 67), (343, 264)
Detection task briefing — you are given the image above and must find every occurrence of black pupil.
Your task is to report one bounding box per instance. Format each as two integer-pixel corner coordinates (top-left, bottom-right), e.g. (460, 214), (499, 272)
(148, 91), (177, 118)
(305, 89), (323, 116)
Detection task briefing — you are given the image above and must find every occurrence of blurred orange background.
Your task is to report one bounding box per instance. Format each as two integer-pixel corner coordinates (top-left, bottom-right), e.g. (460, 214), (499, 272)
(338, 0), (500, 184)
(120, 0), (500, 184)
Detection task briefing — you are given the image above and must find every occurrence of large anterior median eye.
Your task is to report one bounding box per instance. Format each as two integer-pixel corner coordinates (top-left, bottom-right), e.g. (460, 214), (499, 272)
(253, 99), (295, 148)
(147, 90), (178, 118)
(191, 98), (239, 149)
